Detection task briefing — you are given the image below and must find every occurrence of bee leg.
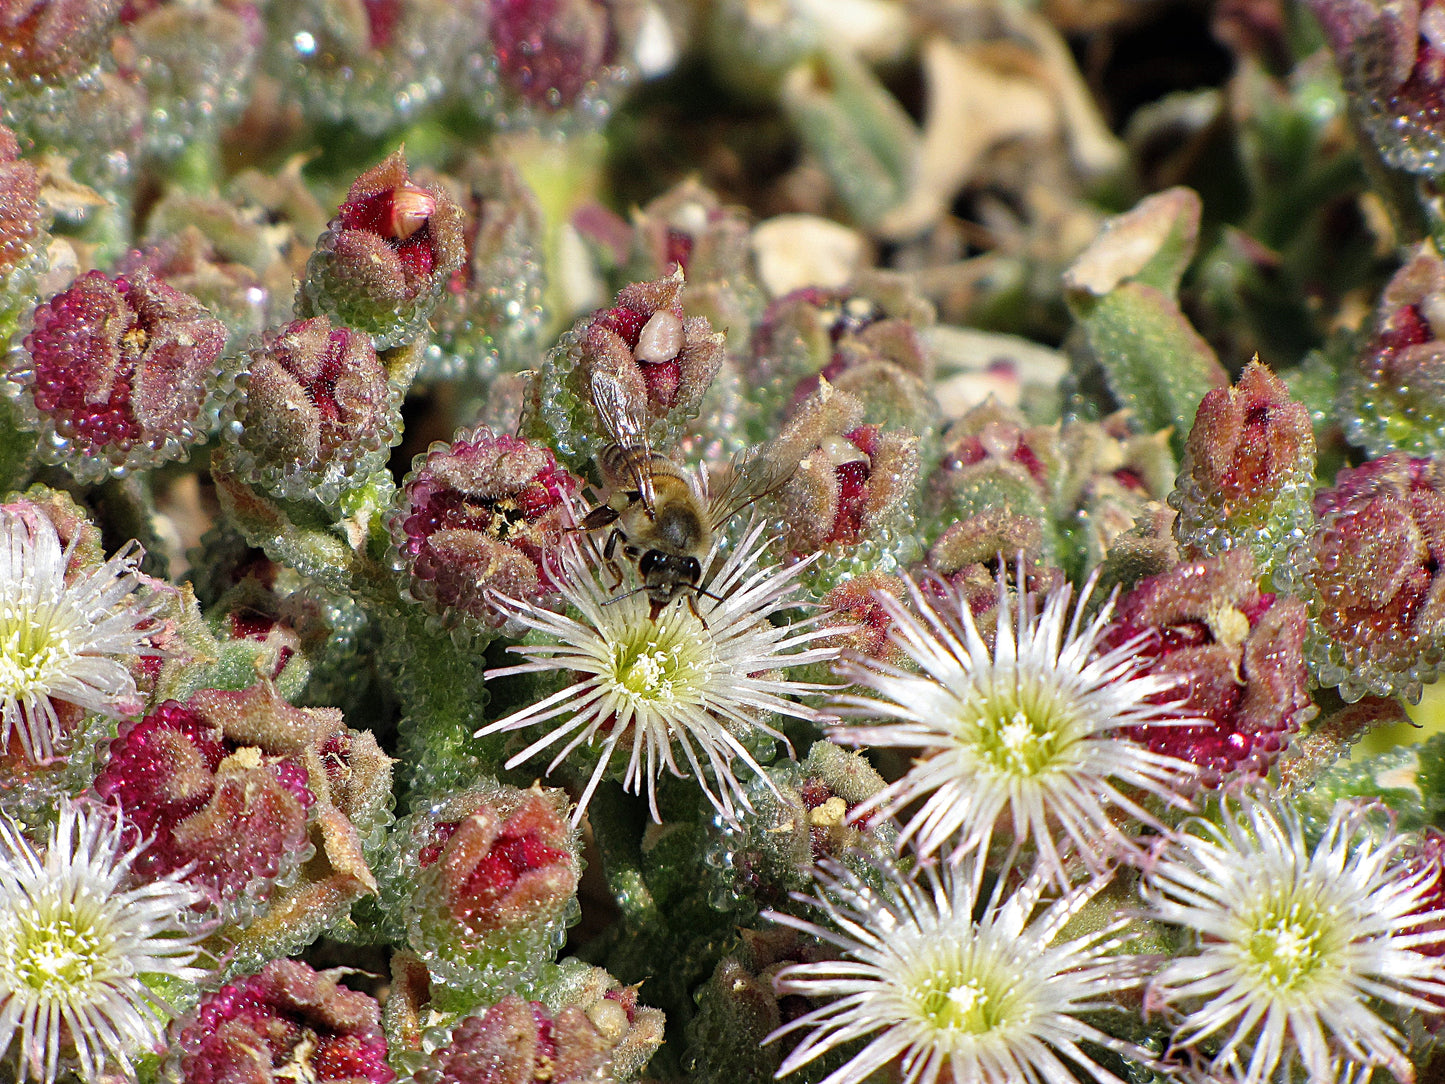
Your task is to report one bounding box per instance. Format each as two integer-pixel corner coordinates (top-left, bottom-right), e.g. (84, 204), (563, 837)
(685, 590), (710, 631)
(602, 529), (626, 590)
(576, 504), (620, 533)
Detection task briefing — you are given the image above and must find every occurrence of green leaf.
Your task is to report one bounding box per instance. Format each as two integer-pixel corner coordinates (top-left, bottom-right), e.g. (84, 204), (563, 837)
(1064, 187), (1202, 300)
(780, 49), (920, 227)
(1071, 281), (1227, 447)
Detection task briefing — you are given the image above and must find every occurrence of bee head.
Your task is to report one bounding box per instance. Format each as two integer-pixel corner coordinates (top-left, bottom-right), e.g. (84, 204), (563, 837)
(639, 550), (703, 597)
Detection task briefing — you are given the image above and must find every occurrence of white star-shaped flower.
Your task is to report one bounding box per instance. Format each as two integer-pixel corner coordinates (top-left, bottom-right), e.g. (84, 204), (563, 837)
(767, 855), (1145, 1084)
(831, 572), (1198, 879)
(0, 508), (159, 763)
(1144, 794), (1445, 1084)
(478, 520), (839, 822)
(0, 802), (212, 1082)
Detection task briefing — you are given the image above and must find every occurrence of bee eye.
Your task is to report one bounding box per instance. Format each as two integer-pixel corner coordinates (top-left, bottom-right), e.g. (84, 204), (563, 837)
(682, 556), (701, 583)
(638, 551), (661, 575)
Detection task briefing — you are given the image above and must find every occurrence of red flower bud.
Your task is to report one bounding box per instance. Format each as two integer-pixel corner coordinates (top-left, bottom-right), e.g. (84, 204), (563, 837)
(819, 571), (910, 667)
(172, 959), (394, 1084)
(393, 425), (579, 632)
(524, 274), (725, 467)
(1312, 0), (1445, 174)
(0, 125), (41, 273)
(223, 316), (399, 504)
(8, 268), (229, 481)
(399, 785), (580, 996)
(773, 386), (920, 556)
(300, 149), (465, 350)
(433, 995), (609, 1084)
(1341, 245), (1445, 459)
(1101, 551), (1314, 787)
(91, 686), (343, 917)
(0, 0), (122, 83)
(749, 274), (936, 429)
(487, 0), (619, 117)
(1172, 359), (1316, 577)
(433, 796), (576, 932)
(1307, 453), (1445, 701)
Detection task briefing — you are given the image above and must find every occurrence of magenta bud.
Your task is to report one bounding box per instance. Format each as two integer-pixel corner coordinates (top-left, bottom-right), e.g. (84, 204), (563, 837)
(0, 125), (41, 273)
(91, 691), (321, 919)
(748, 272), (935, 427)
(392, 425), (580, 634)
(525, 273), (725, 465)
(0, 0), (122, 83)
(1311, 0), (1445, 174)
(432, 995), (608, 1083)
(299, 149), (465, 351)
(486, 0), (623, 122)
(7, 267), (230, 481)
(772, 384), (920, 557)
(1101, 551), (1314, 787)
(1306, 453), (1445, 702)
(1172, 359), (1316, 576)
(402, 786), (581, 995)
(1343, 245), (1445, 458)
(171, 959), (394, 1084)
(223, 316), (399, 505)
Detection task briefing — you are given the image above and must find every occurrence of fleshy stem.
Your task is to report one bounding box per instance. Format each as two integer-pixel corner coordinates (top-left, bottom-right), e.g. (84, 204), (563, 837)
(588, 781), (662, 930)
(383, 604), (498, 803)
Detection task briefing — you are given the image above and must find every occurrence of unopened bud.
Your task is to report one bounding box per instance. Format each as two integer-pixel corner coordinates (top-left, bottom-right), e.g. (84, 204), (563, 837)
(1102, 550), (1314, 787)
(1171, 359), (1316, 578)
(171, 960), (394, 1084)
(1304, 453), (1445, 702)
(299, 149), (465, 351)
(395, 784), (581, 999)
(391, 425), (580, 637)
(5, 267), (230, 481)
(223, 316), (399, 505)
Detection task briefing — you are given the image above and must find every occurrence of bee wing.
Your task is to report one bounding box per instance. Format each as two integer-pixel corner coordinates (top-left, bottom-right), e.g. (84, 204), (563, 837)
(590, 368), (656, 510)
(706, 438), (802, 529)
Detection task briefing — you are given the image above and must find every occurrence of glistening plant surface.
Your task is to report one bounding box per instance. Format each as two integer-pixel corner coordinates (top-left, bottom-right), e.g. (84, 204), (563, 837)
(4, 0), (1445, 1081)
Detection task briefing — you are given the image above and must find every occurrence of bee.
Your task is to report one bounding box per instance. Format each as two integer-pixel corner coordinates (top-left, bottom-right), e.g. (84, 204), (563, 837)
(580, 369), (799, 619)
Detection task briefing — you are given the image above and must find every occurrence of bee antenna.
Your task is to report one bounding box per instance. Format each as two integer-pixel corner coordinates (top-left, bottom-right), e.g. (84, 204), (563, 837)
(602, 585), (651, 606)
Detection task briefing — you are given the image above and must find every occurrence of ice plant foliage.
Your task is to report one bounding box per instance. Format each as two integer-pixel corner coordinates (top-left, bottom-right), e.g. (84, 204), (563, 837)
(0, 803), (211, 1083)
(1143, 795), (1445, 1084)
(832, 573), (1199, 878)
(766, 857), (1143, 1084)
(0, 508), (156, 763)
(479, 519), (840, 822)
(10, 0), (1445, 1076)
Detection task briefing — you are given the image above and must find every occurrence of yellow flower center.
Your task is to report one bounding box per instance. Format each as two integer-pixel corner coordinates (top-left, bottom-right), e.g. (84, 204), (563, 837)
(7, 906), (106, 997)
(0, 604), (70, 699)
(1246, 899), (1331, 989)
(618, 642), (682, 702)
(968, 680), (1081, 778)
(918, 967), (1006, 1034)
(909, 937), (1020, 1037)
(610, 611), (710, 709)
